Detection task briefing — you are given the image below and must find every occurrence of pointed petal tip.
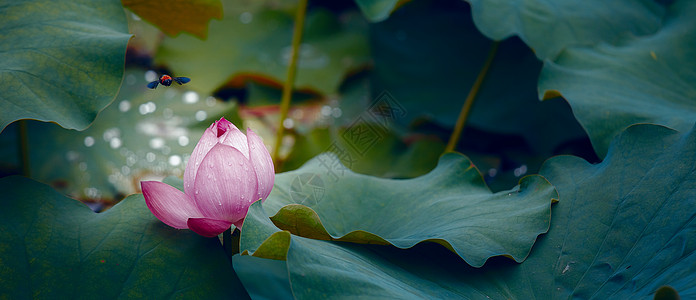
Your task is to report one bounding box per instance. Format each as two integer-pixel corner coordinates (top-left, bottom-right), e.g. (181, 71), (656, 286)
(141, 181), (202, 229)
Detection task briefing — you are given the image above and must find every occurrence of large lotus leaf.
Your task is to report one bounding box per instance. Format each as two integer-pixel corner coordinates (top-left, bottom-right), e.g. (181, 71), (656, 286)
(508, 123), (696, 298)
(239, 200), (285, 255)
(248, 152), (557, 267)
(156, 3), (369, 96)
(244, 123), (696, 298)
(465, 0), (664, 60)
(0, 68), (240, 202)
(0, 176), (247, 298)
(0, 0), (131, 131)
(370, 0), (587, 155)
(122, 0), (222, 39)
(232, 255), (293, 299)
(538, 0), (696, 158)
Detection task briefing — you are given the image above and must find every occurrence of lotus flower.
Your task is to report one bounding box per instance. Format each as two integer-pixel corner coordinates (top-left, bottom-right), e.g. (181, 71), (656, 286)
(141, 118), (274, 237)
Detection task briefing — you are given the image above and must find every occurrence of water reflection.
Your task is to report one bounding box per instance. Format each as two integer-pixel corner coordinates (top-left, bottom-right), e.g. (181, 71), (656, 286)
(149, 137), (165, 149)
(145, 152), (156, 162)
(145, 70), (158, 82)
(206, 96), (216, 107)
(183, 91), (199, 104)
(168, 155), (182, 166)
(119, 100), (131, 112)
(84, 136), (95, 147)
(513, 165), (528, 177)
(37, 70), (239, 203)
(139, 101), (156, 115)
(239, 12), (253, 24)
(195, 110), (207, 121)
(178, 136), (189, 146)
(109, 138), (122, 149)
(283, 118), (294, 129)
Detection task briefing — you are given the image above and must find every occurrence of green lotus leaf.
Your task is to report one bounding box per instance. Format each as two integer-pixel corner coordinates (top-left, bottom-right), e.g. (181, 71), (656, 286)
(0, 176), (247, 298)
(244, 152), (557, 267)
(232, 255), (293, 300)
(466, 0), (664, 59)
(245, 123), (696, 298)
(539, 0), (696, 157)
(0, 0), (131, 131)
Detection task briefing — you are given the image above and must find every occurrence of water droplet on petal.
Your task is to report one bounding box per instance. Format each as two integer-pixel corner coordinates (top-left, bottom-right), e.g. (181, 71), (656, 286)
(227, 161), (232, 166)
(195, 190), (199, 195)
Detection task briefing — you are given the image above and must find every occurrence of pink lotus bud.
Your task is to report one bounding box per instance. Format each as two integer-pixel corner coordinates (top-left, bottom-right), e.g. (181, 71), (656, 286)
(141, 118), (275, 237)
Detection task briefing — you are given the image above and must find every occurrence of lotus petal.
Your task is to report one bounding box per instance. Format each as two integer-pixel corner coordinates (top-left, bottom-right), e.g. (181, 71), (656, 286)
(193, 144), (258, 222)
(188, 217), (233, 237)
(141, 181), (202, 229)
(246, 128), (275, 201)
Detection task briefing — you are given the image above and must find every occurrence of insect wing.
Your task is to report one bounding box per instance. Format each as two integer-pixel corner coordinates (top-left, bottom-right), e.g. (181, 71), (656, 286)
(173, 77), (191, 85)
(147, 81), (159, 89)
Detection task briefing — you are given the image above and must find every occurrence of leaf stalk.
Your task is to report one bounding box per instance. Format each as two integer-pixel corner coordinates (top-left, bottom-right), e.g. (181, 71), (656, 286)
(445, 41), (499, 153)
(18, 120), (30, 177)
(223, 227), (240, 262)
(272, 0), (309, 168)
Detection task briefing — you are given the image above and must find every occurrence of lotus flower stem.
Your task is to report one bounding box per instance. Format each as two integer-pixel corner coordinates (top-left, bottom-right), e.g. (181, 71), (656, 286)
(18, 120), (30, 177)
(273, 0), (309, 167)
(223, 227), (232, 261)
(223, 227), (240, 260)
(445, 41), (499, 153)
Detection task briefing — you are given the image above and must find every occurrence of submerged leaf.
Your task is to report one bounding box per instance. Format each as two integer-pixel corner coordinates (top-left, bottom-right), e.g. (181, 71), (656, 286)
(123, 0), (222, 38)
(156, 4), (369, 95)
